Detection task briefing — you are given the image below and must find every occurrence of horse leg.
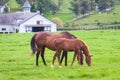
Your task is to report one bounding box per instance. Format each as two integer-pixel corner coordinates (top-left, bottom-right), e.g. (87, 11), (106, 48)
(60, 51), (64, 64)
(41, 47), (47, 66)
(60, 51), (68, 66)
(64, 51), (68, 66)
(80, 51), (84, 65)
(51, 51), (58, 68)
(71, 52), (77, 67)
(51, 50), (61, 68)
(57, 51), (62, 68)
(36, 51), (40, 66)
(77, 50), (81, 67)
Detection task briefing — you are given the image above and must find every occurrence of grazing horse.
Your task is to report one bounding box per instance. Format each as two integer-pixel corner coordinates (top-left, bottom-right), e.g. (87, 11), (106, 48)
(51, 38), (92, 68)
(30, 31), (84, 66)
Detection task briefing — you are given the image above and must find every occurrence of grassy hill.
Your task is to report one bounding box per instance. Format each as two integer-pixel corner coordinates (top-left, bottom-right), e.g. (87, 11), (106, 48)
(69, 5), (120, 28)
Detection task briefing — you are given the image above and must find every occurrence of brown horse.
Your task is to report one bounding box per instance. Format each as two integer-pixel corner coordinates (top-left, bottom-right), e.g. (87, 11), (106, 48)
(30, 31), (84, 66)
(51, 38), (92, 68)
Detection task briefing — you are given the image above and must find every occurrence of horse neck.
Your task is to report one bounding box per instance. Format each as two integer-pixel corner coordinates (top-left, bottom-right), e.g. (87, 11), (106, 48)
(81, 42), (90, 57)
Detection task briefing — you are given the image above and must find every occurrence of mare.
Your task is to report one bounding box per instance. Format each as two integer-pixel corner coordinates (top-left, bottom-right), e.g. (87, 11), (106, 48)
(30, 31), (84, 66)
(51, 38), (92, 68)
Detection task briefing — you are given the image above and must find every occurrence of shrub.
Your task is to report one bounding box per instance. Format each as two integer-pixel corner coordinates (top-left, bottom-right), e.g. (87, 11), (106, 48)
(52, 18), (63, 27)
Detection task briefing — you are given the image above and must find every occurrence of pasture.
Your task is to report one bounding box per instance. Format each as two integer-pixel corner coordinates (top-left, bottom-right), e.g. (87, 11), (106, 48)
(0, 30), (120, 80)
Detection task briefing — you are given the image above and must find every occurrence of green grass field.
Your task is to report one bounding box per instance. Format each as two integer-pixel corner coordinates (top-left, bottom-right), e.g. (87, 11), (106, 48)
(0, 30), (120, 80)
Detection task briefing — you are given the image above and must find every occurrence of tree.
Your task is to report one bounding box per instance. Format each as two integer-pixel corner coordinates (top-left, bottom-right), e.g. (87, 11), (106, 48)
(80, 0), (91, 15)
(31, 2), (36, 12)
(16, 0), (24, 5)
(58, 0), (63, 10)
(69, 0), (81, 15)
(16, 0), (35, 5)
(52, 18), (63, 27)
(51, 2), (58, 15)
(90, 0), (96, 11)
(0, 0), (9, 5)
(96, 0), (115, 12)
(4, 4), (10, 13)
(51, 0), (63, 14)
(69, 0), (95, 15)
(36, 0), (52, 13)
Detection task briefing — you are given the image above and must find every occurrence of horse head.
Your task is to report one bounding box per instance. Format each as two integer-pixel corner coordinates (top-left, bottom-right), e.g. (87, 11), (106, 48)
(86, 55), (92, 66)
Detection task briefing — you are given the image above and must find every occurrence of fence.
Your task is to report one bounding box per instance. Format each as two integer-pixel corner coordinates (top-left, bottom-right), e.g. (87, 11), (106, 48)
(57, 26), (120, 31)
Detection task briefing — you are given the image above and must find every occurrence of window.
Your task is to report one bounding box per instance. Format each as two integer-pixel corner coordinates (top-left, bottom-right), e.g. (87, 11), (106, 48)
(26, 27), (32, 32)
(36, 20), (43, 24)
(2, 28), (6, 31)
(37, 21), (40, 24)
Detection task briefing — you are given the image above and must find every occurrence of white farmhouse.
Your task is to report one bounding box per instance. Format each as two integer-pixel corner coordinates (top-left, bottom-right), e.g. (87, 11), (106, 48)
(0, 0), (57, 33)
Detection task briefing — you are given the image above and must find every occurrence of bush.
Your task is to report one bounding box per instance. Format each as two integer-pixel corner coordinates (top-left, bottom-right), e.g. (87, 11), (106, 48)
(52, 18), (63, 27)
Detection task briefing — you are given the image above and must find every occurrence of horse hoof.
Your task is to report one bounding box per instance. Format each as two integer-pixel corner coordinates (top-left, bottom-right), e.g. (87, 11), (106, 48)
(51, 64), (54, 69)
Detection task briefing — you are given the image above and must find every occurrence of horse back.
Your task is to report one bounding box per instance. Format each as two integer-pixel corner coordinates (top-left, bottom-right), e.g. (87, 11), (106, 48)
(45, 34), (62, 50)
(35, 32), (51, 46)
(54, 38), (79, 51)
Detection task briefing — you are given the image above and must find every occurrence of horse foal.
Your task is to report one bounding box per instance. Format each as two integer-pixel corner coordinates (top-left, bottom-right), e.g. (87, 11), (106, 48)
(51, 38), (91, 68)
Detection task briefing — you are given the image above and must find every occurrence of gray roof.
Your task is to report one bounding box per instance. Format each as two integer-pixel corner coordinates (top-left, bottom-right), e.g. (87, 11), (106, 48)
(0, 5), (4, 8)
(0, 12), (38, 25)
(23, 0), (31, 8)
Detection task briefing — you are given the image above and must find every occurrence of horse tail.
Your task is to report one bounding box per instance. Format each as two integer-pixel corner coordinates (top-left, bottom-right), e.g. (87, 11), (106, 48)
(30, 34), (37, 54)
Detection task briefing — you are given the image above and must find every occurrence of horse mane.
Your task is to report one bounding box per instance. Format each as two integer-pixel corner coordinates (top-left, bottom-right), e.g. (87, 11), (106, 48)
(79, 39), (90, 56)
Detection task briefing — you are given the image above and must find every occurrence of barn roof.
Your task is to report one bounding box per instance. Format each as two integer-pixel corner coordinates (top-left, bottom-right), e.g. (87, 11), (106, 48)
(0, 12), (38, 25)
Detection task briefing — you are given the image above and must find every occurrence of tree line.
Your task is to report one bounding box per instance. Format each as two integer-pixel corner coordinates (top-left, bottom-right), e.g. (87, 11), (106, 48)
(15, 0), (63, 15)
(70, 0), (115, 15)
(0, 0), (115, 15)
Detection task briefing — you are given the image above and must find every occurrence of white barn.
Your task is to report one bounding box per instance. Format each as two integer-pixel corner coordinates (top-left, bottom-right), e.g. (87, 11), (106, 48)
(17, 12), (57, 33)
(0, 0), (57, 33)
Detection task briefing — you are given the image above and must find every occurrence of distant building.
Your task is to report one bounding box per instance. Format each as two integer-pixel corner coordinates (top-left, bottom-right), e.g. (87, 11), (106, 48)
(0, 0), (57, 33)
(0, 5), (5, 13)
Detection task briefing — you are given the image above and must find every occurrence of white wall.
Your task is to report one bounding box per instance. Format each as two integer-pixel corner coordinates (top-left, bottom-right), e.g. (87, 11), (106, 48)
(0, 6), (5, 13)
(19, 14), (57, 33)
(0, 25), (16, 33)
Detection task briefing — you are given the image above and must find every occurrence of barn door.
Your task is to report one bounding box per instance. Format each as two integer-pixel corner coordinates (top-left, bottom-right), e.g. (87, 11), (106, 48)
(32, 27), (44, 32)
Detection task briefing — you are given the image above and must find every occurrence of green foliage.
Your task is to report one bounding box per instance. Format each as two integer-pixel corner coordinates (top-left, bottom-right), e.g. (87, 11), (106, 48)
(16, 0), (24, 5)
(8, 0), (21, 12)
(31, 3), (36, 12)
(52, 17), (63, 27)
(4, 5), (10, 13)
(97, 0), (115, 12)
(16, 0), (35, 5)
(115, 0), (120, 5)
(51, 2), (59, 15)
(0, 30), (120, 80)
(36, 0), (52, 13)
(69, 0), (95, 15)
